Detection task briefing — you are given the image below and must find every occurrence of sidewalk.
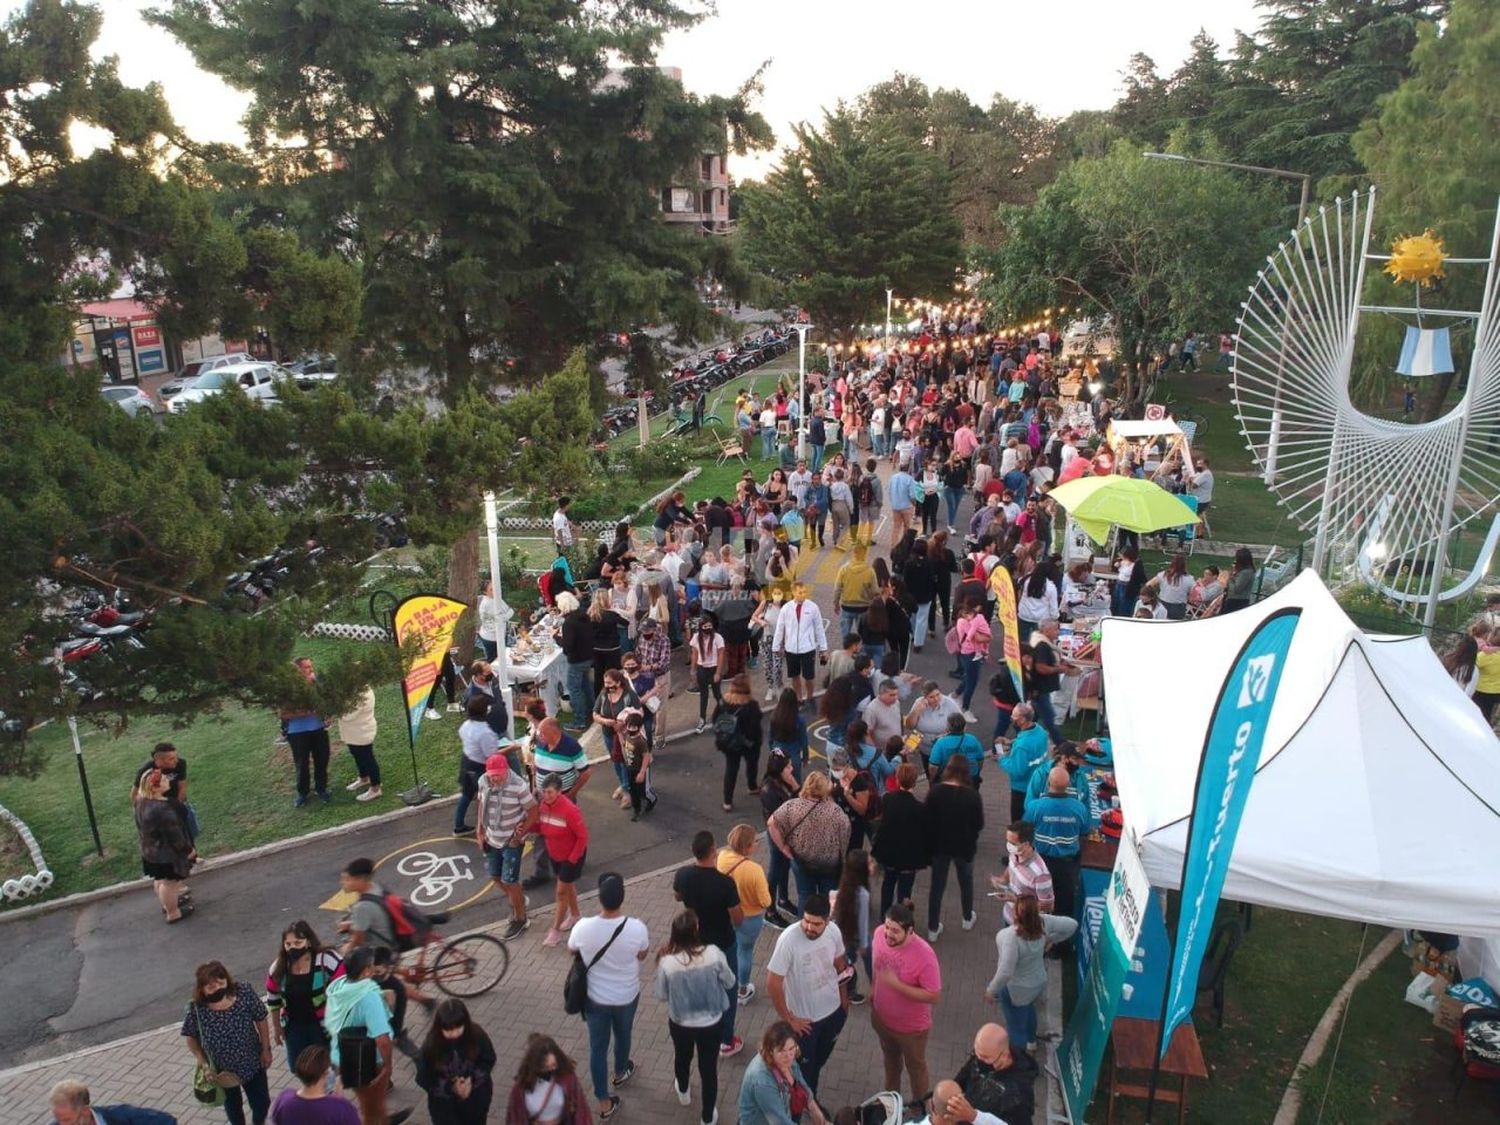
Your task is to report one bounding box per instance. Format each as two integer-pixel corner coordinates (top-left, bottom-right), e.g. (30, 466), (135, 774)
(0, 844), (1051, 1124)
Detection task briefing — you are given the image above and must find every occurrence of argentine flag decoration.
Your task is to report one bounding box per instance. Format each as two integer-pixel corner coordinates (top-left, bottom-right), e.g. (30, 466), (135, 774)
(1158, 608), (1302, 1056)
(1395, 326), (1455, 377)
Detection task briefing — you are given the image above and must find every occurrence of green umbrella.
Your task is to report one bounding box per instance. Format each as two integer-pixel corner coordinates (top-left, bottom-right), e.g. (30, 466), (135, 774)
(1048, 475), (1199, 544)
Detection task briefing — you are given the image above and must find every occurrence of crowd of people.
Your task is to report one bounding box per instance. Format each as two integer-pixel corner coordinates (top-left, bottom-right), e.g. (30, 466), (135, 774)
(93, 318), (1272, 1125)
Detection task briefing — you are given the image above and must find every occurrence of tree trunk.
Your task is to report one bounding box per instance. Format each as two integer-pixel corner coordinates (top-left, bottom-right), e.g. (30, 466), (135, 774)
(1419, 369), (1458, 422)
(448, 526), (481, 654)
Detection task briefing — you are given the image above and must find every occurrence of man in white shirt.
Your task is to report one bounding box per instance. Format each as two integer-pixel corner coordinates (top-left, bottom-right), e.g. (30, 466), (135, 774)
(759, 404), (778, 460)
(771, 582), (828, 706)
(788, 460), (813, 506)
(567, 873), (652, 1119)
(552, 497), (576, 553)
(766, 893), (849, 1096)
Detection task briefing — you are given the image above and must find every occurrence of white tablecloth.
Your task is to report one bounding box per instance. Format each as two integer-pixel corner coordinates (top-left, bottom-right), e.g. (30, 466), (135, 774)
(503, 647), (566, 716)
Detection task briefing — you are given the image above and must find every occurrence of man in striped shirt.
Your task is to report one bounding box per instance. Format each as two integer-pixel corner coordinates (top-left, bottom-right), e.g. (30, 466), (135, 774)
(522, 718), (592, 890)
(477, 753), (538, 941)
(992, 820), (1055, 926)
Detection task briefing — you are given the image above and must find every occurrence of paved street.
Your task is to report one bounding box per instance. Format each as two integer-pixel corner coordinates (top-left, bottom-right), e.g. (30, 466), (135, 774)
(0, 465), (1059, 1122)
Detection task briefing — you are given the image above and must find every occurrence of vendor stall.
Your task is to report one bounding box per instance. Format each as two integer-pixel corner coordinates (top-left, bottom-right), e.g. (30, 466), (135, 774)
(1106, 418), (1194, 476)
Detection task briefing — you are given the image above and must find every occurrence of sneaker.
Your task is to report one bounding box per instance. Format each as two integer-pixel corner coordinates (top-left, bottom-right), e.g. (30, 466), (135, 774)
(446, 701), (464, 713)
(500, 917), (531, 942)
(763, 909), (788, 930)
(452, 825), (475, 837)
(848, 989), (867, 1005)
(619, 792), (633, 809)
(738, 982), (756, 1004)
(293, 794), (308, 808)
(611, 786), (624, 800)
(674, 1081), (691, 1106)
(962, 710), (979, 724)
(777, 897), (798, 917)
(559, 911), (580, 931)
(357, 787), (382, 802)
(719, 1035), (743, 1058)
(962, 911), (978, 931)
(346, 778), (369, 792)
(542, 927), (563, 947)
(695, 719), (706, 734)
(424, 707), (443, 720)
(317, 789), (332, 803)
(599, 1096), (621, 1120)
(927, 924), (944, 942)
(611, 1060), (636, 1088)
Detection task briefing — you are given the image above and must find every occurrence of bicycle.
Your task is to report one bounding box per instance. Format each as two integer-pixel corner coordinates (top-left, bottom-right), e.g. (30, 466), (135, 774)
(395, 916), (511, 998)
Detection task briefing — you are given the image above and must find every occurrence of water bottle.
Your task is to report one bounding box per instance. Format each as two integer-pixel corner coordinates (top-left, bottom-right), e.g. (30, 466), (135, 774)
(1059, 622), (1074, 653)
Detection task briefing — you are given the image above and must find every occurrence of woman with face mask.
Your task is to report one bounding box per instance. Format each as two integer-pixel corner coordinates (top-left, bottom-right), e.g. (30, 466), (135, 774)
(416, 999), (497, 1125)
(504, 1033), (592, 1125)
(264, 921), (345, 1072)
(181, 960), (273, 1125)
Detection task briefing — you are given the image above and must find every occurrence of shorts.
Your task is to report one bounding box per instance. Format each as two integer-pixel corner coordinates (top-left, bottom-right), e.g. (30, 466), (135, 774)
(784, 650), (817, 681)
(485, 843), (523, 884)
(554, 850), (587, 884)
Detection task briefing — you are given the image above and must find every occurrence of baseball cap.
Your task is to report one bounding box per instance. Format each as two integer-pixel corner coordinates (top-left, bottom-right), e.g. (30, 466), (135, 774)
(485, 753), (509, 776)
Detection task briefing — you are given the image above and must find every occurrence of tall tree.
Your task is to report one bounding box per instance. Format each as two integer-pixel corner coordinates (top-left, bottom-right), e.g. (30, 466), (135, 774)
(149, 0), (772, 400)
(1355, 0), (1500, 418)
(979, 142), (1281, 402)
(738, 107), (963, 331)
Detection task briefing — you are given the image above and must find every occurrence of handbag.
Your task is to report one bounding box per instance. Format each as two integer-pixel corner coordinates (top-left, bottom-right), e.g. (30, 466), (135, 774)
(189, 1004), (240, 1105)
(563, 919), (628, 1016)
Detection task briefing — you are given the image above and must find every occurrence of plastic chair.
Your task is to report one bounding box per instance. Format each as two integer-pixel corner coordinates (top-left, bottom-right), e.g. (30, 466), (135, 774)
(715, 431), (747, 466)
(1196, 916), (1245, 1028)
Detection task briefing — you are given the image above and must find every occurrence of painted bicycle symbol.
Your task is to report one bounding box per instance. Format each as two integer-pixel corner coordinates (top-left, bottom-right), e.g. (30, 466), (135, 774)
(394, 850), (476, 908)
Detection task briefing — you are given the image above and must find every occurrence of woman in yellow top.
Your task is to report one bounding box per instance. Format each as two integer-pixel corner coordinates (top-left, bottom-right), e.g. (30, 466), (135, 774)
(717, 823), (774, 1005)
(1472, 628), (1500, 722)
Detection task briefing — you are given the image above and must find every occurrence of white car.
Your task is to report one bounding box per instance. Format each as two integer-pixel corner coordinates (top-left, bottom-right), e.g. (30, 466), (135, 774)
(156, 352), (256, 402)
(166, 362), (280, 413)
(101, 384), (160, 417)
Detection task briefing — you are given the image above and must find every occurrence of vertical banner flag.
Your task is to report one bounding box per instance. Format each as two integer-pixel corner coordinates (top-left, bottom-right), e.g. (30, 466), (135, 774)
(1159, 607), (1302, 1055)
(1059, 828), (1152, 1122)
(392, 594), (469, 744)
(989, 563), (1026, 698)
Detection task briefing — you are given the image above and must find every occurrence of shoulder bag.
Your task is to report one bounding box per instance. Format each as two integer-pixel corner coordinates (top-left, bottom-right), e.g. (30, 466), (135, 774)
(563, 919), (628, 1017)
(189, 1004), (240, 1105)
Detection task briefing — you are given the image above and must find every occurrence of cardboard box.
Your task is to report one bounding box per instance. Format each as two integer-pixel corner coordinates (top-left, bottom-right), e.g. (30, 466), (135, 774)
(1434, 994), (1464, 1034)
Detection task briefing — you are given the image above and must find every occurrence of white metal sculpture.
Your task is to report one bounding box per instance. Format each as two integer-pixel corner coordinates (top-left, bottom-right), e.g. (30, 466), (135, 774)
(1232, 186), (1500, 625)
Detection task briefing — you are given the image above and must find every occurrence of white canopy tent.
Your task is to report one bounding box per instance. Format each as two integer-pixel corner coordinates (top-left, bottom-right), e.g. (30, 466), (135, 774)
(1103, 570), (1500, 938)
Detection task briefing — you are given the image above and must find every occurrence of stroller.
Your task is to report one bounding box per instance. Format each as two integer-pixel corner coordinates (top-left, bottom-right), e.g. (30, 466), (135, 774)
(845, 1092), (903, 1125)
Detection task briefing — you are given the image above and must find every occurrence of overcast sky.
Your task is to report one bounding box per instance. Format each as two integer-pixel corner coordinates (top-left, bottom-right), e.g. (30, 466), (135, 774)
(18, 0), (1265, 179)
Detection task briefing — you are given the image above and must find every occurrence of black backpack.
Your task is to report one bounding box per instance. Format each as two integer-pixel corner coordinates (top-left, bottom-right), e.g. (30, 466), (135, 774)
(713, 708), (749, 754)
(858, 477), (876, 507)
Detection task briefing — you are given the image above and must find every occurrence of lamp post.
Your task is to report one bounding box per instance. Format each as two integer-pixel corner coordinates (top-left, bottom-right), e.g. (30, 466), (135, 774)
(792, 323), (811, 457)
(1142, 152), (1311, 487)
(482, 491), (514, 730)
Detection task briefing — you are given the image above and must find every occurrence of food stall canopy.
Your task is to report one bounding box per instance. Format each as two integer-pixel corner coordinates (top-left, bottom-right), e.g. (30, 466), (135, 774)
(1103, 570), (1500, 937)
(1107, 419), (1184, 441)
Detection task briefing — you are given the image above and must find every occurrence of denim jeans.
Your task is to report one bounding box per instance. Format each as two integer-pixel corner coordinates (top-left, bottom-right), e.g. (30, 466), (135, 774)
(734, 913), (765, 989)
(454, 756), (485, 832)
(767, 846), (792, 906)
(583, 995), (639, 1101)
(944, 486), (965, 528)
(999, 986), (1039, 1050)
(1032, 690), (1065, 744)
(221, 1067), (270, 1125)
(761, 429), (775, 459)
(912, 601), (932, 648)
(880, 866), (918, 919)
(862, 641), (885, 669)
(790, 857), (840, 912)
(565, 659), (595, 730)
(844, 435), (860, 461)
(795, 1005), (848, 1095)
(718, 939), (740, 1044)
(959, 652), (984, 710)
(927, 853), (975, 931)
(872, 431), (888, 456)
(839, 608), (863, 644)
(810, 443), (825, 471)
(282, 1020), (328, 1074)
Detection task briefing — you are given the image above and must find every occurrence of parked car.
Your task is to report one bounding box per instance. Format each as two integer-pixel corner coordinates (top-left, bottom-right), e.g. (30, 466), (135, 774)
(281, 353), (338, 388)
(156, 352), (255, 402)
(100, 384), (159, 417)
(166, 362), (280, 412)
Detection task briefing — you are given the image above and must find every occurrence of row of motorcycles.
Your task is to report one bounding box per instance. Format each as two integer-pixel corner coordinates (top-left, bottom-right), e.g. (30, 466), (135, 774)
(596, 327), (793, 440)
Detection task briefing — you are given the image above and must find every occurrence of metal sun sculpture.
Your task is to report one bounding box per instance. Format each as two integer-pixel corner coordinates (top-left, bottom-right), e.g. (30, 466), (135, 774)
(1231, 187), (1500, 625)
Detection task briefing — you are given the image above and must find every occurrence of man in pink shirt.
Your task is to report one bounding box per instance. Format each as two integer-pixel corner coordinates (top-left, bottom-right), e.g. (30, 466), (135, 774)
(952, 422), (978, 461)
(870, 902), (943, 1108)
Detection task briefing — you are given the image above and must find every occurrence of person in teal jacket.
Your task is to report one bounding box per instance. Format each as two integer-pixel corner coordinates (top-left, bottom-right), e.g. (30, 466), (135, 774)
(997, 704), (1050, 821)
(1023, 742), (1090, 805)
(930, 712), (987, 785)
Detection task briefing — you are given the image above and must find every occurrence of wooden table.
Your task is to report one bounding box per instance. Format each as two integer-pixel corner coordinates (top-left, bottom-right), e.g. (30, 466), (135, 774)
(1106, 1016), (1209, 1125)
(1080, 832), (1119, 872)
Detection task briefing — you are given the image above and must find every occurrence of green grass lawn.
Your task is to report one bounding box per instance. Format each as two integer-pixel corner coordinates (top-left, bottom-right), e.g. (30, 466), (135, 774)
(0, 634), (464, 908)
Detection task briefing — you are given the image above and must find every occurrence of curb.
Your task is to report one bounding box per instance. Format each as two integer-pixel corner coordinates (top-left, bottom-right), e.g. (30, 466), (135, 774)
(0, 846), (707, 1081)
(0, 751), (613, 925)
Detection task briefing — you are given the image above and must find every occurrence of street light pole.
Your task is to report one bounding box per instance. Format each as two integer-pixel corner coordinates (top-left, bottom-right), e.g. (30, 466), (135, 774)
(1142, 152), (1312, 486)
(885, 289), (893, 362)
(482, 491), (514, 730)
(792, 323), (811, 457)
